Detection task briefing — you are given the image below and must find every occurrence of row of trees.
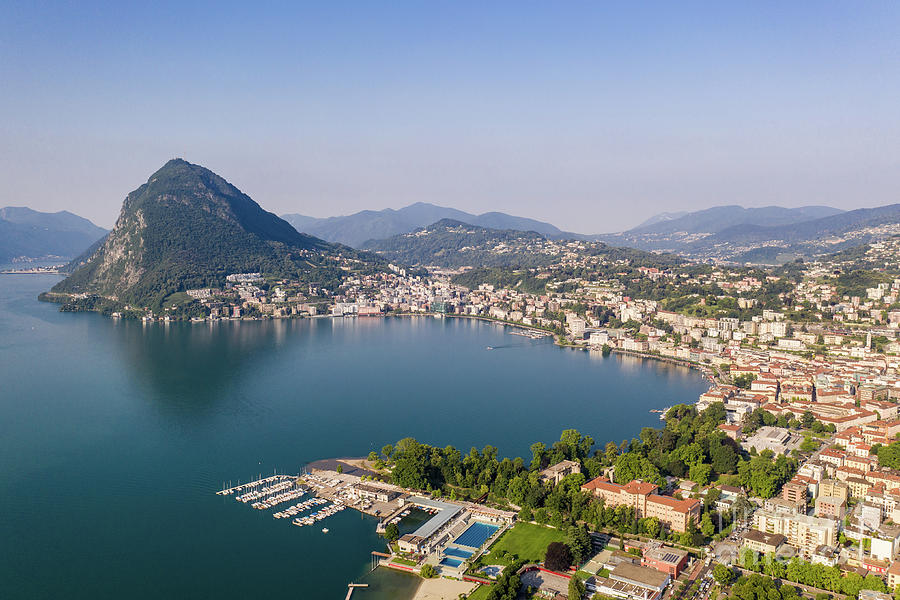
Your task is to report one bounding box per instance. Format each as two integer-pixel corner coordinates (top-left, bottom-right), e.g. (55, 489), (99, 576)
(741, 549), (888, 597)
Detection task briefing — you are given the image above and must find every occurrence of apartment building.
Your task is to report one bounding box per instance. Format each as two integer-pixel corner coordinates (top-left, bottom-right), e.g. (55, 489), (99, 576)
(752, 510), (838, 555)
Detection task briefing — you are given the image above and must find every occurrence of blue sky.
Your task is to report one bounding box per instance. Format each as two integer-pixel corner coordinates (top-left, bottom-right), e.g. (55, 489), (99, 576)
(2, 1), (899, 232)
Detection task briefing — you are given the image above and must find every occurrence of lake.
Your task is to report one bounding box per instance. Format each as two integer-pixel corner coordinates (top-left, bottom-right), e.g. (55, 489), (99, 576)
(0, 273), (709, 599)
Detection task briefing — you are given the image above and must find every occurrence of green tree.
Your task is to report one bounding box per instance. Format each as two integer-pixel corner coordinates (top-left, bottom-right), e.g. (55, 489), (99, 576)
(569, 575), (587, 600)
(690, 463), (712, 486)
(420, 563), (436, 578)
(567, 524), (592, 565)
(801, 411), (816, 429)
(384, 522), (399, 542)
(381, 444), (394, 460)
(641, 517), (661, 539)
(605, 441), (619, 464)
(712, 564), (735, 586)
(700, 513), (715, 538)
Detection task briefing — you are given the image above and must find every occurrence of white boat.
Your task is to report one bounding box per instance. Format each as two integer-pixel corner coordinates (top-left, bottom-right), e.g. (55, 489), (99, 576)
(322, 528), (329, 533)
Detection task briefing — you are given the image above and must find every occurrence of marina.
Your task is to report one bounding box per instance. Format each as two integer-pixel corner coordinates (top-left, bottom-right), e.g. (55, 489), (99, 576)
(273, 496), (327, 519)
(217, 473), (349, 531)
(508, 329), (552, 339)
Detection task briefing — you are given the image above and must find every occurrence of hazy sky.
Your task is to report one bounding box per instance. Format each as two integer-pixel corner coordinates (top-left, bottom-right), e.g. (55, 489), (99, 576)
(2, 2), (899, 233)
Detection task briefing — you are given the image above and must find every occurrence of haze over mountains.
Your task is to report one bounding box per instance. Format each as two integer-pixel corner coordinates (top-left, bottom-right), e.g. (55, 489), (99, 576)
(598, 203), (900, 262)
(0, 207), (107, 263)
(282, 203), (564, 247)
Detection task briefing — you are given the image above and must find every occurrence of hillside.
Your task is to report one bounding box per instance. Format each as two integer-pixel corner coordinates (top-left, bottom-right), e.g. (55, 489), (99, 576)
(50, 159), (379, 308)
(361, 219), (559, 268)
(0, 207), (107, 263)
(283, 202), (565, 247)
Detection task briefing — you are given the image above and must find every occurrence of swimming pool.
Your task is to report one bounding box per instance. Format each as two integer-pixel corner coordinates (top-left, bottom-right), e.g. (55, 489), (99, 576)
(444, 546), (474, 559)
(440, 557), (463, 568)
(453, 522), (499, 548)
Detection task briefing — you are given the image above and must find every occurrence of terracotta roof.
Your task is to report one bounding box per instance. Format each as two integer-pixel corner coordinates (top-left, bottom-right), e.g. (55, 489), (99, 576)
(648, 495), (700, 513)
(623, 480), (658, 496)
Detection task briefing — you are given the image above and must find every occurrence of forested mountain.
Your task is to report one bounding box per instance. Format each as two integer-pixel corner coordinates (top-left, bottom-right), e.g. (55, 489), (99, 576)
(361, 219), (560, 268)
(283, 202), (565, 247)
(0, 206), (107, 262)
(50, 159), (381, 308)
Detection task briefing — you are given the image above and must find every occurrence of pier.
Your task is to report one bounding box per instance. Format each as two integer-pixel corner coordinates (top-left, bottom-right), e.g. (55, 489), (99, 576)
(216, 474), (296, 496)
(345, 583), (368, 600)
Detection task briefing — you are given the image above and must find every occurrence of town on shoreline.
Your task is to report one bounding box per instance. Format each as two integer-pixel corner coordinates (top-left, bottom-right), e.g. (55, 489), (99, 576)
(48, 235), (900, 600)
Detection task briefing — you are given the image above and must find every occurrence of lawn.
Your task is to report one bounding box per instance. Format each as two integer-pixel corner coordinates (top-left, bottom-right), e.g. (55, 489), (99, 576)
(465, 585), (493, 600)
(472, 522), (566, 568)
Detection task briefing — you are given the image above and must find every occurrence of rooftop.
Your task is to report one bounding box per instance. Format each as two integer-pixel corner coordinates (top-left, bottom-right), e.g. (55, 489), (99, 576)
(610, 563), (670, 589)
(744, 529), (786, 546)
(404, 496), (463, 540)
(643, 546), (688, 565)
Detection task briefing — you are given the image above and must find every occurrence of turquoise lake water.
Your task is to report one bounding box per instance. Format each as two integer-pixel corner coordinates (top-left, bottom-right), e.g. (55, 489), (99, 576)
(0, 273), (709, 599)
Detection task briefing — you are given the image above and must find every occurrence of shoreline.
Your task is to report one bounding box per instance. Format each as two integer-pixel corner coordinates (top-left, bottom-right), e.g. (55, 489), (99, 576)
(443, 313), (716, 385)
(40, 298), (718, 391)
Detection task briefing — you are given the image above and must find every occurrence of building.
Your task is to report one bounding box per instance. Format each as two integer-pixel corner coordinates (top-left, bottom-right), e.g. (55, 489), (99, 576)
(782, 480), (808, 506)
(350, 483), (399, 503)
(582, 478), (700, 533)
(718, 423), (743, 440)
(742, 529), (787, 555)
(764, 497), (802, 515)
(592, 563), (670, 600)
(751, 510), (838, 555)
(814, 496), (846, 520)
(396, 497), (463, 554)
(819, 479), (849, 503)
(641, 545), (689, 578)
(858, 591), (892, 600)
(539, 460), (581, 485)
(887, 561), (900, 589)
(741, 426), (799, 456)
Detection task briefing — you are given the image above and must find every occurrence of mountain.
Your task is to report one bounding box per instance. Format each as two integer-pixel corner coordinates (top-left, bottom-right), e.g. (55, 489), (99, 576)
(0, 206), (107, 263)
(627, 205), (843, 236)
(709, 204), (900, 245)
(598, 203), (900, 263)
(50, 159), (376, 308)
(361, 219), (558, 268)
(631, 211), (689, 230)
(596, 204), (847, 259)
(282, 202), (565, 247)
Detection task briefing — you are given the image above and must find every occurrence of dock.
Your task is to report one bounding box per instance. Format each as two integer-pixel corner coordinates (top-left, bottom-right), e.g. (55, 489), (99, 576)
(345, 583), (368, 600)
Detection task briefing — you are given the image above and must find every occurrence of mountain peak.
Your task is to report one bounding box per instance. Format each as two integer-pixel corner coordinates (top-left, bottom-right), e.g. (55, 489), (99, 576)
(50, 161), (364, 307)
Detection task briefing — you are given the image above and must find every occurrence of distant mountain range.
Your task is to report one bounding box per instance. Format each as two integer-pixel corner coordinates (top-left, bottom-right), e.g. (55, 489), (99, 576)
(599, 204), (900, 262)
(625, 205), (844, 236)
(51, 159), (379, 308)
(0, 206), (107, 263)
(361, 219), (557, 268)
(282, 202), (565, 248)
